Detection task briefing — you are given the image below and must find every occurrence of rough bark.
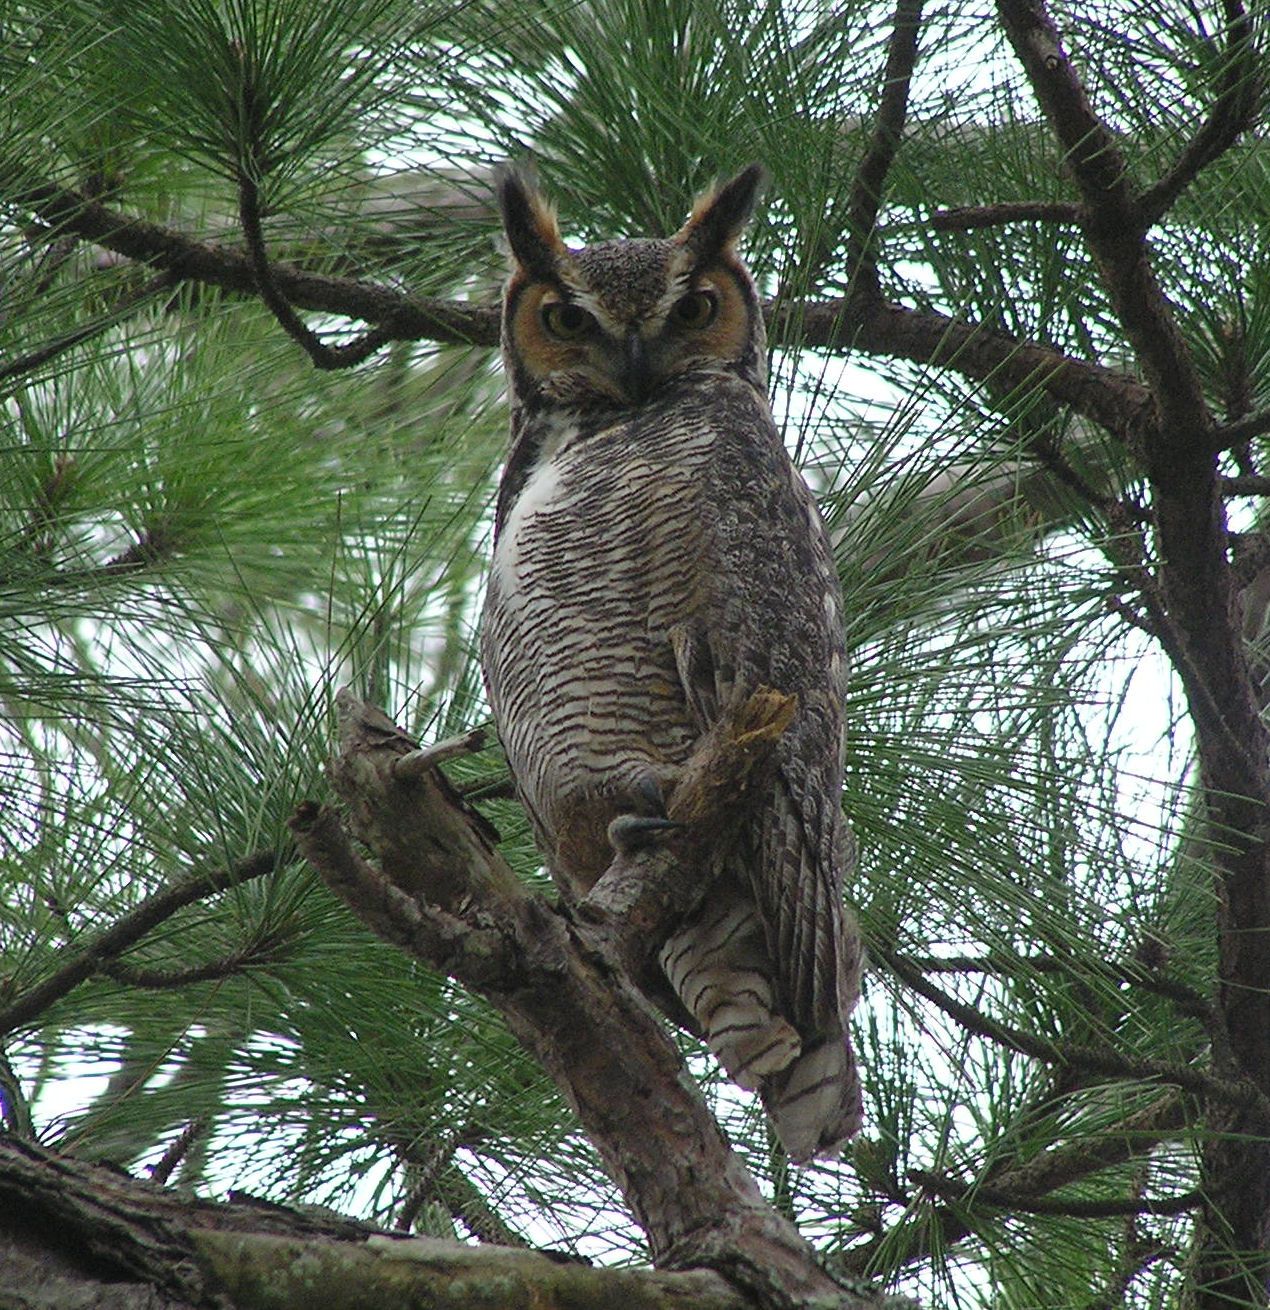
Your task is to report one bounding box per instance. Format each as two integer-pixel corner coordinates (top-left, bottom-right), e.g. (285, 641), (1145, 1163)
(0, 1135), (763, 1310)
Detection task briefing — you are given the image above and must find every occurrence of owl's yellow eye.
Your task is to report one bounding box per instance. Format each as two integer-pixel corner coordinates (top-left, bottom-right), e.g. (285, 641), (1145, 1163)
(670, 289), (718, 329)
(541, 301), (596, 340)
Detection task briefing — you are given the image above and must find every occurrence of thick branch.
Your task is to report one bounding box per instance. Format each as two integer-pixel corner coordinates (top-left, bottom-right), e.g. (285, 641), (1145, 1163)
(0, 848), (283, 1037)
(291, 691), (876, 1310)
(0, 1136), (755, 1310)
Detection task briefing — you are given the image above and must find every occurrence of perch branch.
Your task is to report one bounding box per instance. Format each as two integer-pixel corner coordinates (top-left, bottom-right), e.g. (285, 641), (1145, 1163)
(0, 1135), (758, 1310)
(291, 690), (876, 1310)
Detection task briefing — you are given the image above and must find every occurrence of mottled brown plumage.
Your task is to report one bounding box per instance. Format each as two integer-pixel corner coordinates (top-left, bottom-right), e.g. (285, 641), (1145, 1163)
(480, 166), (862, 1160)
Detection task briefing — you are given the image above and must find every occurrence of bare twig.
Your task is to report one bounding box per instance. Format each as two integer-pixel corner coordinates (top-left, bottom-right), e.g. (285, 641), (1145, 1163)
(0, 848), (283, 1037)
(149, 1117), (209, 1186)
(102, 937), (282, 989)
(837, 1093), (1188, 1278)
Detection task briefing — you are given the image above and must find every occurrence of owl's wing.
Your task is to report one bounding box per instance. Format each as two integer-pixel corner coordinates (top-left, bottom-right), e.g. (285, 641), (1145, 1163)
(682, 395), (857, 1038)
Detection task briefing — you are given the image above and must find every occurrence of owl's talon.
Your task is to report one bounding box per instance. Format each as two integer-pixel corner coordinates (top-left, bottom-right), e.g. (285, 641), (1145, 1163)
(633, 771), (669, 816)
(607, 813), (682, 855)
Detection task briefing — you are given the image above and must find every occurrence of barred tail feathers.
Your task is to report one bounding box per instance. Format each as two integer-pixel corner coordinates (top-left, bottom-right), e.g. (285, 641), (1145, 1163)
(658, 886), (800, 1090)
(658, 877), (860, 1160)
(761, 1026), (862, 1163)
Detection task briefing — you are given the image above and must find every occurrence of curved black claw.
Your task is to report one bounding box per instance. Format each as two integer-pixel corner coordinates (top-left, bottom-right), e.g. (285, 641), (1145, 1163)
(607, 812), (683, 855)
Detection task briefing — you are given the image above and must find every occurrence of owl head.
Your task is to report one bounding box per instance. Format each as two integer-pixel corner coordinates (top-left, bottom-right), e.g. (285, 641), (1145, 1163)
(496, 165), (768, 414)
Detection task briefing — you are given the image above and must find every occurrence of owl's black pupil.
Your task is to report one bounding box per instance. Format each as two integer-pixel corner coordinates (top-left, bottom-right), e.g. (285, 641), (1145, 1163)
(675, 292), (715, 325)
(547, 303), (589, 335)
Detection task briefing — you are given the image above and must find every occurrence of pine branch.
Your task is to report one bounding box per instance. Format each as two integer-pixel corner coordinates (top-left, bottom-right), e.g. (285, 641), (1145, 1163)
(992, 36), (1270, 1297)
(0, 848), (284, 1037)
(795, 297), (1155, 444)
(8, 180), (500, 346)
(909, 1170), (1203, 1218)
(899, 951), (1213, 1023)
(842, 0), (926, 296)
(0, 271), (176, 393)
(881, 948), (1270, 1117)
(928, 200), (1081, 230)
(6, 176), (1156, 455)
(1138, 0), (1262, 226)
(838, 1094), (1188, 1278)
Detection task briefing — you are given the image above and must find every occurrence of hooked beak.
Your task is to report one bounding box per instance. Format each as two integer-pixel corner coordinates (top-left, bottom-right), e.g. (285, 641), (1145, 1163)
(618, 331), (654, 404)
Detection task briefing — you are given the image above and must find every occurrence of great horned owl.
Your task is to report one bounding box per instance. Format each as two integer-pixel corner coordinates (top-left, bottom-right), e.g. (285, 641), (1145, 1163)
(480, 165), (862, 1161)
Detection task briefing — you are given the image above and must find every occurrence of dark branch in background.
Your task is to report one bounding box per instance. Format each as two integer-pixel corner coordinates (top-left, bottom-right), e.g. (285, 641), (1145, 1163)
(928, 199), (1080, 230)
(843, 0), (925, 298)
(881, 948), (1270, 1116)
(0, 271), (176, 393)
(0, 847), (284, 1037)
(1138, 0), (1261, 226)
(992, 2), (1270, 1298)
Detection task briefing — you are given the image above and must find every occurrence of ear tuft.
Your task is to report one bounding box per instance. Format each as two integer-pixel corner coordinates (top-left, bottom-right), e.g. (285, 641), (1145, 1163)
(675, 163), (768, 260)
(495, 166), (567, 278)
